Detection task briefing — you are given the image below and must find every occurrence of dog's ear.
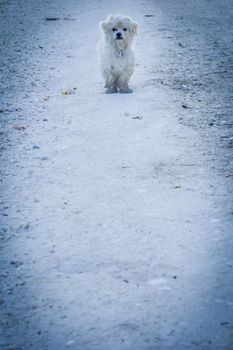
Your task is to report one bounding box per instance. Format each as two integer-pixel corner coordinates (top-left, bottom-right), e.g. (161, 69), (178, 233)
(132, 21), (138, 35)
(100, 16), (114, 33)
(100, 21), (107, 32)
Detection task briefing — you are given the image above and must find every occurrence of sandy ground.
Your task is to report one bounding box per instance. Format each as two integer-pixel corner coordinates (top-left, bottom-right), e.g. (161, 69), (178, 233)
(0, 0), (233, 349)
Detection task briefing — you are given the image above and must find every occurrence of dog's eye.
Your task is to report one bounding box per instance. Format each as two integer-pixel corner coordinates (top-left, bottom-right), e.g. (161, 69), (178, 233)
(123, 28), (127, 31)
(112, 28), (117, 32)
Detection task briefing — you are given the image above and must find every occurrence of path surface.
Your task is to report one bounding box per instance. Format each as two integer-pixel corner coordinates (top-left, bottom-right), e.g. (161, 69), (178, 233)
(0, 0), (233, 349)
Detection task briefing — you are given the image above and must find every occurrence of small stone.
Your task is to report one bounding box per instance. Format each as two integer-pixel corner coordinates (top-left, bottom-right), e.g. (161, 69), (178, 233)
(61, 89), (75, 96)
(45, 17), (60, 21)
(66, 340), (75, 347)
(10, 261), (23, 268)
(132, 116), (143, 120)
(12, 124), (26, 130)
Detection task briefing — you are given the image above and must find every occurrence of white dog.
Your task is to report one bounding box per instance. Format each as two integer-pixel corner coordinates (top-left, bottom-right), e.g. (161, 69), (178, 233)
(99, 15), (138, 93)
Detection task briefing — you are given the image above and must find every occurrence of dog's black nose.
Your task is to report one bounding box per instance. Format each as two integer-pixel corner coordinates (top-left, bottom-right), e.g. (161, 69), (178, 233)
(116, 32), (122, 38)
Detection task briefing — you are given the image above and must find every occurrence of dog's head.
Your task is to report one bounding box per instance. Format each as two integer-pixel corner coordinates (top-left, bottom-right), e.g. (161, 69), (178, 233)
(100, 15), (138, 49)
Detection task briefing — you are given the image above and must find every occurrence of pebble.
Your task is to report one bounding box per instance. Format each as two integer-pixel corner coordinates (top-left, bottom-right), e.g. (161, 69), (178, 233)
(66, 340), (75, 347)
(12, 124), (26, 130)
(132, 116), (143, 120)
(10, 261), (23, 268)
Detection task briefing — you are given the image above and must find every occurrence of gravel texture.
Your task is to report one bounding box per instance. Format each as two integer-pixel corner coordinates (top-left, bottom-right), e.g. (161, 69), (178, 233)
(0, 0), (233, 349)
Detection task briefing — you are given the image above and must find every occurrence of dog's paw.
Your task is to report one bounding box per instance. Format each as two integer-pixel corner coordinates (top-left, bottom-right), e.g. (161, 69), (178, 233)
(105, 87), (117, 94)
(119, 88), (133, 93)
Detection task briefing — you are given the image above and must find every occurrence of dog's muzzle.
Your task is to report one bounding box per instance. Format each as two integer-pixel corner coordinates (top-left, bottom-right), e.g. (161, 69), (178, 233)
(116, 32), (123, 40)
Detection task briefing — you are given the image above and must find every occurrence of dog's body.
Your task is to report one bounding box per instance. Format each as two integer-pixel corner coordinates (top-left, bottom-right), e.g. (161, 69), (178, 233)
(99, 15), (138, 93)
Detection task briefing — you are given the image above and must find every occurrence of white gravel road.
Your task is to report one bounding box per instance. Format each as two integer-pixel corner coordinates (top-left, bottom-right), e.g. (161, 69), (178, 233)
(0, 0), (233, 349)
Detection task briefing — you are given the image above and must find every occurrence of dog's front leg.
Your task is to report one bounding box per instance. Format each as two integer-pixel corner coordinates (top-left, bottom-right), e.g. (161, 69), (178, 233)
(118, 77), (133, 93)
(105, 76), (117, 94)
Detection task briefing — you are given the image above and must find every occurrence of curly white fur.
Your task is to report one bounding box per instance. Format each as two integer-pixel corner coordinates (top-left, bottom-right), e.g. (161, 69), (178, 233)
(99, 15), (138, 93)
